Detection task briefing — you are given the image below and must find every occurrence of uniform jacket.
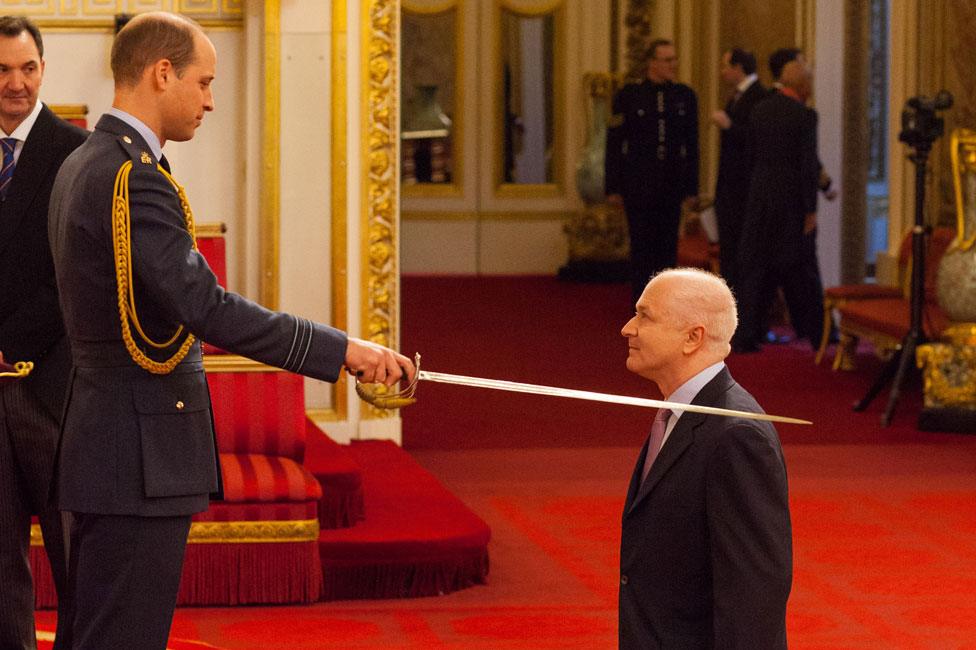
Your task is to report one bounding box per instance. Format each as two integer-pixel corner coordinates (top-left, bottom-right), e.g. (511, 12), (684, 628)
(605, 80), (699, 201)
(619, 368), (792, 649)
(739, 91), (819, 265)
(0, 104), (87, 418)
(48, 114), (348, 516)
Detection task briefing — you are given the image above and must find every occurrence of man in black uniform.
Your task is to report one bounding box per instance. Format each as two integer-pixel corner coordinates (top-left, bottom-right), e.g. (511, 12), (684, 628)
(605, 39), (699, 302)
(0, 16), (87, 650)
(48, 12), (414, 649)
(711, 48), (765, 293)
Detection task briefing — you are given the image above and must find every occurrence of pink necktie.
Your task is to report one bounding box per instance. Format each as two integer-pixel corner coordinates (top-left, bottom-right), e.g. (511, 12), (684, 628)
(641, 408), (671, 483)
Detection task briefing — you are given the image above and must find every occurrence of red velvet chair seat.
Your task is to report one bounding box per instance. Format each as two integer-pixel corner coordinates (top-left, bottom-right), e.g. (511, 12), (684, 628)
(218, 453), (323, 503)
(837, 298), (949, 341)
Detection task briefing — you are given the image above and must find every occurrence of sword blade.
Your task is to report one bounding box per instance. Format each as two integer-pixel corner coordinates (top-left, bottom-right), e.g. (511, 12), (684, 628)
(417, 370), (811, 425)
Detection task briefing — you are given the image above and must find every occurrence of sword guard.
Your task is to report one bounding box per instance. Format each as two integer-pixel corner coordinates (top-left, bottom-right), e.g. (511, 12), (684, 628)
(353, 352), (422, 410)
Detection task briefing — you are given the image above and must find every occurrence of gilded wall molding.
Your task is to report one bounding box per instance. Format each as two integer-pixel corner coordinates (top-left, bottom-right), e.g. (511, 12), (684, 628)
(361, 0), (400, 420)
(19, 0), (241, 27)
(330, 0), (350, 421)
(260, 0), (281, 310)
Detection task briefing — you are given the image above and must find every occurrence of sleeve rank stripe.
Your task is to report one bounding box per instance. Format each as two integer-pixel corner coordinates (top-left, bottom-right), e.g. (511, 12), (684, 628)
(283, 318), (302, 371)
(295, 319), (313, 373)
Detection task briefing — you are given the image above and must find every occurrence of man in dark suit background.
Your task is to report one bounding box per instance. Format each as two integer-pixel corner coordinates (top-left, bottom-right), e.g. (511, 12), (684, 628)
(0, 16), (87, 650)
(734, 52), (826, 352)
(48, 12), (414, 649)
(711, 48), (765, 294)
(606, 39), (700, 302)
(619, 268), (792, 648)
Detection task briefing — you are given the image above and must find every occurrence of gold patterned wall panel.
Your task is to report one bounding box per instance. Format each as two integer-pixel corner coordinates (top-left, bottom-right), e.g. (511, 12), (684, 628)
(13, 0), (241, 25)
(717, 0), (796, 87)
(361, 0), (400, 420)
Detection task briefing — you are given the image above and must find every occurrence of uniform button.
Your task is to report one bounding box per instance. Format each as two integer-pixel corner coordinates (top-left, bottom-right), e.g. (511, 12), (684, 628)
(176, 400), (185, 410)
(620, 575), (628, 585)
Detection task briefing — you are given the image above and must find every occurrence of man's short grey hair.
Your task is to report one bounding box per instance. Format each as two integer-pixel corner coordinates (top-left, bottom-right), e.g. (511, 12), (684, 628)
(647, 268), (739, 347)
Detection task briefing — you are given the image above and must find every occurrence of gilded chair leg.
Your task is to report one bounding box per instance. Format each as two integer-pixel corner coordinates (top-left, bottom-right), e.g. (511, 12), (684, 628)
(832, 332), (857, 371)
(814, 300), (834, 365)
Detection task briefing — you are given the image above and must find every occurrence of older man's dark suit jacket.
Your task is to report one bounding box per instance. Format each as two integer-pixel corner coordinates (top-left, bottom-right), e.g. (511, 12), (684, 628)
(48, 114), (348, 517)
(713, 80), (766, 289)
(619, 367), (792, 649)
(0, 104), (87, 416)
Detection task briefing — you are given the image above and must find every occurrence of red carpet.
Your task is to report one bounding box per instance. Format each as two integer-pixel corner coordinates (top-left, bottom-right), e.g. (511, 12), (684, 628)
(31, 276), (976, 648)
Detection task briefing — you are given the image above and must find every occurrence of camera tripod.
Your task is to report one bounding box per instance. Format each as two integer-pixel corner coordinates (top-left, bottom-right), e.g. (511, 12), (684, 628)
(853, 92), (951, 426)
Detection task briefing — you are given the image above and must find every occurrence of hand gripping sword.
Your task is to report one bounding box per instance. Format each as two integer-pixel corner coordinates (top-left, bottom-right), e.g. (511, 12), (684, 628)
(354, 354), (811, 426)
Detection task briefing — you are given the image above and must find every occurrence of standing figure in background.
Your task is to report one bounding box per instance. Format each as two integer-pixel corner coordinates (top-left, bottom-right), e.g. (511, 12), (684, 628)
(605, 39), (700, 302)
(711, 48), (765, 294)
(734, 52), (825, 353)
(0, 16), (87, 650)
(619, 268), (792, 648)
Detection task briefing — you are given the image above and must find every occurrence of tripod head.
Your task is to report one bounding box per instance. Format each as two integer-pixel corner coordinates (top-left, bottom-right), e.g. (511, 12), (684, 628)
(900, 90), (953, 153)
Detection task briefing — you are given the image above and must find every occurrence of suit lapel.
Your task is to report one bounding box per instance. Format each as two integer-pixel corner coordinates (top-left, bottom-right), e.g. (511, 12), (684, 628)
(624, 368), (737, 517)
(0, 105), (56, 252)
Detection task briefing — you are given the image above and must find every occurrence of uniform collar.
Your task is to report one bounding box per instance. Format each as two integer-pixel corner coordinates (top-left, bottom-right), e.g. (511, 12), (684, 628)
(107, 107), (163, 160)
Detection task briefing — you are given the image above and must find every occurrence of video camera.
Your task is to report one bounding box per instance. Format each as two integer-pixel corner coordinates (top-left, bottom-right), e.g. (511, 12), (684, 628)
(900, 90), (954, 149)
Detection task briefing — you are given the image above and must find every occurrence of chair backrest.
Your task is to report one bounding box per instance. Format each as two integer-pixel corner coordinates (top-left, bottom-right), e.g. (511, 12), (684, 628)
(205, 365), (308, 462)
(195, 223), (228, 355)
(898, 226), (956, 301)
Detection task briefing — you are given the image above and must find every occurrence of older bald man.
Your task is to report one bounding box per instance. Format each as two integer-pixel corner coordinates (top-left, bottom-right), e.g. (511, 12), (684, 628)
(619, 268), (792, 648)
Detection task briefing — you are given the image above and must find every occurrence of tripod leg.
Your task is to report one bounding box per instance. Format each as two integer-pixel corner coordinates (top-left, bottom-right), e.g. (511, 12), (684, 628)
(853, 348), (900, 412)
(880, 332), (918, 426)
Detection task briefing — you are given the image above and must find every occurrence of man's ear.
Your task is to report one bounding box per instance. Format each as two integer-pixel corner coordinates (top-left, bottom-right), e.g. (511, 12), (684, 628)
(151, 59), (174, 89)
(684, 325), (706, 354)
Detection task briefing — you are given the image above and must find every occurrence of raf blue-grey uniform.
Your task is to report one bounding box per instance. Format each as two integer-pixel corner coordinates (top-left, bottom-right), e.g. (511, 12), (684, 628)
(47, 113), (348, 650)
(605, 80), (699, 301)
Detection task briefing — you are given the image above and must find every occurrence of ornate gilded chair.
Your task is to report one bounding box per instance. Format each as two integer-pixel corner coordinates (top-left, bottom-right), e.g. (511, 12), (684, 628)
(832, 227), (954, 370)
(916, 128), (976, 426)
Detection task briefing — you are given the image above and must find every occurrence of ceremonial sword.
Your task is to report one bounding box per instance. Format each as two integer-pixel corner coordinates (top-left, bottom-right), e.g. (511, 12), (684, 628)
(354, 355), (811, 426)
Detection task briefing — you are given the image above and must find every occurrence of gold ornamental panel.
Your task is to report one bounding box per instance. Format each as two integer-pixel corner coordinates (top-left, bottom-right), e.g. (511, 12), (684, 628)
(18, 0), (241, 27)
(361, 0), (400, 420)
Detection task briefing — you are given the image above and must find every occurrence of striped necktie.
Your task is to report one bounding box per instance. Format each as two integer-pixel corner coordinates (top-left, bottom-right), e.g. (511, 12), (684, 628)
(0, 138), (17, 201)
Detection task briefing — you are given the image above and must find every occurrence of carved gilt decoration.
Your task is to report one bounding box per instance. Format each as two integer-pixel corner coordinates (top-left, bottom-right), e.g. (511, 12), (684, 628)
(362, 0), (400, 420)
(16, 0), (241, 24)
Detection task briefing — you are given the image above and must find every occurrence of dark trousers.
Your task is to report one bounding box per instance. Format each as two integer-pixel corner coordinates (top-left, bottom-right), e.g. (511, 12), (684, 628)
(737, 231), (826, 348)
(715, 198), (746, 293)
(60, 513), (191, 650)
(0, 381), (67, 650)
(624, 195), (682, 302)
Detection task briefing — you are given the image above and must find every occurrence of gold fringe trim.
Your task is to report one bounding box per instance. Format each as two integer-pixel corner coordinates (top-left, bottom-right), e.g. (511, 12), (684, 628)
(31, 518), (319, 547)
(113, 161), (198, 374)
